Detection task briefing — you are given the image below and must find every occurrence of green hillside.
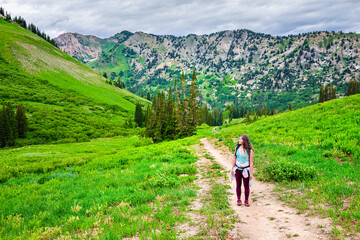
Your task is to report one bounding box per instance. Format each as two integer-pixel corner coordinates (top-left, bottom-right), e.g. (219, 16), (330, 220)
(0, 18), (149, 145)
(214, 94), (360, 235)
(0, 93), (359, 238)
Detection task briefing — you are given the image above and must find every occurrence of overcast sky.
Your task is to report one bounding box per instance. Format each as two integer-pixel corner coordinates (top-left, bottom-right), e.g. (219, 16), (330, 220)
(1, 0), (360, 39)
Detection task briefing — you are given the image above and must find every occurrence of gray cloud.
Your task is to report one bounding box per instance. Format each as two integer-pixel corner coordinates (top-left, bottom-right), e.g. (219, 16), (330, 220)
(1, 0), (360, 38)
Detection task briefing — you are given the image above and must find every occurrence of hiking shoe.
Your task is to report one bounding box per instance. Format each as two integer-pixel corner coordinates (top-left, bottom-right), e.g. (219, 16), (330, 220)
(237, 200), (242, 206)
(245, 201), (250, 207)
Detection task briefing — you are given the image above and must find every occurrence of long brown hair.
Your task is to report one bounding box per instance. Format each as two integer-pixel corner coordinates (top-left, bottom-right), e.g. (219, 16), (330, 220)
(235, 134), (254, 160)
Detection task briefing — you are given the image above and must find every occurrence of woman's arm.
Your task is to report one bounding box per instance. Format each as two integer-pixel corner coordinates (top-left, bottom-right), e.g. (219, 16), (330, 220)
(231, 155), (236, 175)
(250, 150), (254, 179)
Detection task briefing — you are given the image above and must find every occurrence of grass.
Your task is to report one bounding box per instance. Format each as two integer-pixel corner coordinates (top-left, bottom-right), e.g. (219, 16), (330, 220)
(1, 93), (359, 238)
(211, 94), (360, 238)
(0, 18), (149, 146)
(0, 135), (201, 239)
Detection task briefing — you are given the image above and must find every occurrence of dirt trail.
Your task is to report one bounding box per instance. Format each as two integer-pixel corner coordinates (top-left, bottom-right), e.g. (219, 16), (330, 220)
(200, 138), (332, 240)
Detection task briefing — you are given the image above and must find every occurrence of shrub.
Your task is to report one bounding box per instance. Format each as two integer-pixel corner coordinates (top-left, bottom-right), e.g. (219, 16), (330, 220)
(260, 159), (316, 182)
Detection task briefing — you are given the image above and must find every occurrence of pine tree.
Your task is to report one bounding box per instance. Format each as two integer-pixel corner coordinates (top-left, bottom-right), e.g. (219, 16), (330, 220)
(319, 86), (325, 103)
(329, 86), (336, 100)
(15, 103), (27, 138)
(134, 103), (143, 127)
(263, 105), (268, 117)
(188, 69), (199, 134)
(164, 86), (175, 139)
(147, 91), (151, 100)
(180, 71), (191, 136)
(154, 91), (165, 142)
(324, 85), (330, 101)
(288, 103), (292, 111)
(145, 105), (155, 138)
(174, 77), (184, 137)
(256, 107), (261, 116)
(355, 80), (360, 94)
(347, 79), (359, 96)
(240, 105), (245, 118)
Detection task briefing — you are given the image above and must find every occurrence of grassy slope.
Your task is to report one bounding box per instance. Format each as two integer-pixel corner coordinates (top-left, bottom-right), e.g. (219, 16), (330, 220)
(214, 94), (360, 237)
(0, 18), (149, 145)
(0, 136), (200, 239)
(1, 94), (359, 238)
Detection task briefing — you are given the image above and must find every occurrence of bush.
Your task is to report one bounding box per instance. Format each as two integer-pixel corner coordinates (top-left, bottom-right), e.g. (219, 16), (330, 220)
(260, 159), (316, 182)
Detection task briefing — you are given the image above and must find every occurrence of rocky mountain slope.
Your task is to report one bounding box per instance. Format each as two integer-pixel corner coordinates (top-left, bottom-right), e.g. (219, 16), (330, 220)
(55, 29), (360, 110)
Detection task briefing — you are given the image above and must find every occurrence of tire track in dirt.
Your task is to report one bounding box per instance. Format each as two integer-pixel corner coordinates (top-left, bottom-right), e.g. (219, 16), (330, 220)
(200, 138), (333, 240)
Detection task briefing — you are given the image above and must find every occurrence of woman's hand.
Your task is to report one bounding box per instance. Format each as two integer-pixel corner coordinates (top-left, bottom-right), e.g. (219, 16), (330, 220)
(231, 169), (234, 175)
(250, 174), (253, 180)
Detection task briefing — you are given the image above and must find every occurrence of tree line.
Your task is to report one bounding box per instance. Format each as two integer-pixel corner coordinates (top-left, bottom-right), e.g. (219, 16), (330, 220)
(319, 85), (336, 103)
(347, 79), (359, 96)
(0, 7), (57, 47)
(144, 70), (199, 142)
(0, 103), (28, 148)
(318, 79), (359, 103)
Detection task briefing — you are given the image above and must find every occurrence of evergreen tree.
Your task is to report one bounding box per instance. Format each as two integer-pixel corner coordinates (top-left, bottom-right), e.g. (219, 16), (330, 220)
(134, 103), (143, 127)
(240, 105), (245, 118)
(288, 103), (292, 111)
(263, 105), (268, 117)
(188, 69), (199, 134)
(152, 94), (157, 112)
(103, 72), (108, 79)
(147, 91), (151, 100)
(15, 103), (27, 138)
(164, 86), (175, 139)
(256, 107), (261, 116)
(181, 71), (191, 136)
(175, 75), (187, 137)
(145, 105), (155, 138)
(329, 85), (336, 100)
(319, 86), (325, 103)
(347, 79), (359, 96)
(324, 85), (330, 101)
(154, 91), (166, 142)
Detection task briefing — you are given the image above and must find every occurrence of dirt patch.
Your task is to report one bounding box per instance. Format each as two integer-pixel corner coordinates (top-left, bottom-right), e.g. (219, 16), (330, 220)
(200, 138), (333, 240)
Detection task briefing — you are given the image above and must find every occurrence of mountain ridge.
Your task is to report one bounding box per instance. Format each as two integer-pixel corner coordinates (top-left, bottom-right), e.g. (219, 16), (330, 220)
(55, 28), (360, 110)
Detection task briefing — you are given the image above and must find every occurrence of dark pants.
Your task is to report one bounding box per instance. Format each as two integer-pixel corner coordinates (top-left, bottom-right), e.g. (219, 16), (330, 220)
(235, 169), (250, 202)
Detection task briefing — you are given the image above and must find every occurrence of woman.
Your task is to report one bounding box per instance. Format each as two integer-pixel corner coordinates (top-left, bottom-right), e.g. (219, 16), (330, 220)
(231, 134), (254, 207)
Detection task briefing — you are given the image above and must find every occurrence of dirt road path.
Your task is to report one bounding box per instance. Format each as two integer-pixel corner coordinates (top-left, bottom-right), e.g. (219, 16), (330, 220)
(200, 138), (332, 240)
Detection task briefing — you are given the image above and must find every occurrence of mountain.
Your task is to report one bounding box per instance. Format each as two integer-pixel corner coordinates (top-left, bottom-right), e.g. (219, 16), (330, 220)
(55, 29), (360, 110)
(0, 17), (149, 146)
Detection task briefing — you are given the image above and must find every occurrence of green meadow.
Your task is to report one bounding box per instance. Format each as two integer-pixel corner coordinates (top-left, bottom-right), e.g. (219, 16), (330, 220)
(1, 94), (359, 238)
(215, 94), (360, 237)
(0, 135), (202, 239)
